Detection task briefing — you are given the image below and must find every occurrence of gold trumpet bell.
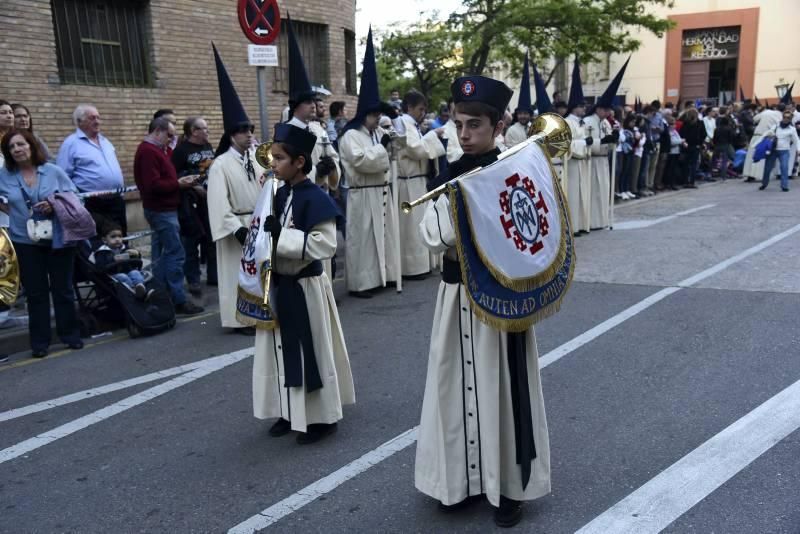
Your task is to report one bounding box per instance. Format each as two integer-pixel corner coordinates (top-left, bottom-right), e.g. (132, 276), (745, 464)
(255, 141), (273, 169)
(0, 228), (20, 306)
(526, 112), (572, 159)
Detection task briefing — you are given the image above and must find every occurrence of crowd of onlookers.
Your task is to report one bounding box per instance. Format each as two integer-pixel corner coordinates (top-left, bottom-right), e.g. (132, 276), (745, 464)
(1, 91), (796, 362)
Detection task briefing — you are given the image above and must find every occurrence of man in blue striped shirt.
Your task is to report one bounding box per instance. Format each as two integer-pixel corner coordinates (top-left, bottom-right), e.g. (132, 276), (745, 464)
(56, 104), (127, 234)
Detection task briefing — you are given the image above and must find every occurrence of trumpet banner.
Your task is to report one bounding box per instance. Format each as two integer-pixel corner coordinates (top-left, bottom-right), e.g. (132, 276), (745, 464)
(236, 177), (276, 329)
(449, 142), (575, 332)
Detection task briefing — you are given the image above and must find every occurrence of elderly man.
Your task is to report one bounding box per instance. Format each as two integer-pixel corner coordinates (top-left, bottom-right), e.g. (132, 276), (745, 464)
(134, 117), (204, 315)
(57, 104), (127, 234)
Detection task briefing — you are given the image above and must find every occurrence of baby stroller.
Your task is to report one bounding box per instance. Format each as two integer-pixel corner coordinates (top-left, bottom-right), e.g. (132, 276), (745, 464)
(73, 233), (176, 338)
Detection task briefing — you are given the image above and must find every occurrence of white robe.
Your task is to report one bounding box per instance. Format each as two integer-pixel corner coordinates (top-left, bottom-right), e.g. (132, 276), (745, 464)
(415, 194), (551, 507)
(252, 191), (354, 432)
(744, 109), (782, 179)
(585, 114), (612, 229)
(443, 120), (464, 163)
(565, 114), (591, 233)
(288, 117), (341, 191)
(339, 126), (400, 292)
(207, 148), (264, 328)
(395, 114), (446, 276)
(504, 122), (529, 148)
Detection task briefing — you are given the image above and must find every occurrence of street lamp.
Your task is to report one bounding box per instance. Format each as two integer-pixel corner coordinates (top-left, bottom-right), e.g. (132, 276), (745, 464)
(775, 80), (790, 99)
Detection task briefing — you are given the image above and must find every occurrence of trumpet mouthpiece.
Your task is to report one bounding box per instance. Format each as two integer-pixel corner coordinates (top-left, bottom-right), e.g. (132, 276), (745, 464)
(401, 202), (413, 214)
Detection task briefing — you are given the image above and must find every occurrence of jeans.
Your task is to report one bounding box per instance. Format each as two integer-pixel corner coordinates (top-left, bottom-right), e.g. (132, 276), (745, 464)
(684, 146), (701, 184)
(762, 149), (790, 189)
(182, 234), (217, 285)
(113, 269), (145, 288)
(15, 243), (81, 351)
(638, 150), (650, 191)
(144, 209), (186, 305)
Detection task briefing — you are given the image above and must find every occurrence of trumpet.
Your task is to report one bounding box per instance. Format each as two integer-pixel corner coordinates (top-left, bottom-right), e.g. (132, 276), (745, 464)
(254, 141), (278, 312)
(400, 112), (572, 213)
(0, 228), (20, 306)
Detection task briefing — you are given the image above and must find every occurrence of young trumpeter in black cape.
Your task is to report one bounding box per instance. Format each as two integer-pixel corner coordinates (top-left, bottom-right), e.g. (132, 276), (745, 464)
(415, 76), (551, 527)
(253, 123), (355, 444)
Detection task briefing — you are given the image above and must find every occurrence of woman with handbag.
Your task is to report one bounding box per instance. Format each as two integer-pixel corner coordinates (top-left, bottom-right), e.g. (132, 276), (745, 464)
(0, 129), (83, 357)
(760, 110), (800, 192)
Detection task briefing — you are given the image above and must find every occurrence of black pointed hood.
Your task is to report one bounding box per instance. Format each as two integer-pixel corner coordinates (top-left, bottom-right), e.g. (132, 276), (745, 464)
(212, 42), (251, 135)
(515, 52), (532, 114)
(342, 27), (394, 135)
(286, 16), (316, 106)
(567, 56), (584, 113)
(780, 82), (795, 105)
(532, 62), (552, 115)
(595, 56), (630, 109)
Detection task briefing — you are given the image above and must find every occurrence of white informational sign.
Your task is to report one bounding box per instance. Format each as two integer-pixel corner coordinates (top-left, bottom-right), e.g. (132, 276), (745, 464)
(667, 88), (679, 97)
(248, 45), (279, 67)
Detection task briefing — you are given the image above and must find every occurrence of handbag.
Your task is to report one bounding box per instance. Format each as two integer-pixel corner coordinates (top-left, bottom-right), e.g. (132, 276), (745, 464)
(20, 182), (53, 242)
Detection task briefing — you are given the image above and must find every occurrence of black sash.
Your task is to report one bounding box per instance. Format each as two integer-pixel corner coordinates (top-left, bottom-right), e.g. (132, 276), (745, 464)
(440, 257), (537, 489)
(275, 260), (324, 392)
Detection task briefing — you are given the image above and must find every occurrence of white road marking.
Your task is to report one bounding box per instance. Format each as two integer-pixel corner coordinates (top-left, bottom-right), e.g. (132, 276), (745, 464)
(576, 377), (800, 534)
(226, 222), (800, 532)
(0, 349), (252, 465)
(0, 352), (245, 423)
(613, 204), (716, 230)
(228, 428), (419, 534)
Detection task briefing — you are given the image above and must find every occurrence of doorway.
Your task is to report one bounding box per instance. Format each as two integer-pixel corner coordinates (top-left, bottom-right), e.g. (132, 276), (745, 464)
(708, 58), (738, 105)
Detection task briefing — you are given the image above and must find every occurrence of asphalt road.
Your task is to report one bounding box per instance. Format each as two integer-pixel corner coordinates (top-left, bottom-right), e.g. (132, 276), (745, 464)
(1, 179), (799, 533)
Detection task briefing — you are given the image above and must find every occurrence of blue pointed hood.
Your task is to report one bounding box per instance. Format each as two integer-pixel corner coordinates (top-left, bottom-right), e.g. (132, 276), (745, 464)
(595, 57), (629, 109)
(532, 62), (552, 115)
(739, 85), (746, 102)
(286, 16), (316, 105)
(515, 52), (532, 113)
(567, 57), (584, 113)
(342, 27), (394, 135)
(212, 42), (251, 135)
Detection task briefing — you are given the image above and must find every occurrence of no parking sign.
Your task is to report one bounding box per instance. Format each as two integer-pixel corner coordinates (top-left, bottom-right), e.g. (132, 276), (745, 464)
(237, 0), (281, 45)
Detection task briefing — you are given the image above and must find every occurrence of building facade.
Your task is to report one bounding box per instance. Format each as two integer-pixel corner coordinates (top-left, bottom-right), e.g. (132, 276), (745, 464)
(0, 0), (358, 177)
(505, 0), (800, 110)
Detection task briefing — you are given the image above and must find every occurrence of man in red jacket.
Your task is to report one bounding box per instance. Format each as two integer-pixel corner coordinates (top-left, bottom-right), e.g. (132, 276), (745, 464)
(133, 117), (204, 315)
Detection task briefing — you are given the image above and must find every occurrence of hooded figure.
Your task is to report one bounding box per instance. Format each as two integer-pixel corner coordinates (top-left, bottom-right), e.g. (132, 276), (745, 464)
(585, 57), (629, 230)
(416, 74), (553, 526)
(564, 56), (592, 233)
(506, 52), (534, 148)
(338, 27), (401, 296)
(206, 42), (264, 331)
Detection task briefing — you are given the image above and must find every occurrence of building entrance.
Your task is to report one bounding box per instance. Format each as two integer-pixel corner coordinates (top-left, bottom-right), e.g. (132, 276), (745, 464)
(679, 26), (740, 106)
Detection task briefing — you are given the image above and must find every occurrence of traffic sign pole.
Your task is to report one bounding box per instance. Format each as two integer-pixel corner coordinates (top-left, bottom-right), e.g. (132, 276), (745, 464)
(238, 0), (281, 142)
(256, 66), (269, 142)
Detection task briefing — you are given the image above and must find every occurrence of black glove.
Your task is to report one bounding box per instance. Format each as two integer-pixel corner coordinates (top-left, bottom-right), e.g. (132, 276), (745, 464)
(585, 136), (594, 147)
(234, 227), (248, 246)
(384, 107), (399, 120)
(263, 215), (282, 240)
(316, 156), (336, 177)
(380, 133), (391, 148)
(601, 134), (617, 144)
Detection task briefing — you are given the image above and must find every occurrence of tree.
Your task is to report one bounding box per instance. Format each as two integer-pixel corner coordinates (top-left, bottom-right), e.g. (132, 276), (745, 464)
(374, 18), (461, 106)
(451, 0), (675, 83)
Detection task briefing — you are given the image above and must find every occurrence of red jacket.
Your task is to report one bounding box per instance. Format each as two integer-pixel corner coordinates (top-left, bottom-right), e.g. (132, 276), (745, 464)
(133, 140), (180, 212)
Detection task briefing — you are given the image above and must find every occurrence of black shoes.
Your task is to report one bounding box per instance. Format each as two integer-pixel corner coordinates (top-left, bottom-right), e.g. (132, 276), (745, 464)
(348, 290), (373, 299)
(403, 272), (430, 281)
(493, 496), (523, 528)
(782, 187), (790, 192)
(188, 282), (203, 298)
(67, 341), (84, 350)
(759, 184), (767, 190)
(175, 302), (205, 315)
(296, 423), (337, 444)
(744, 176), (756, 182)
(31, 349), (48, 358)
(438, 494), (483, 512)
(268, 418), (292, 437)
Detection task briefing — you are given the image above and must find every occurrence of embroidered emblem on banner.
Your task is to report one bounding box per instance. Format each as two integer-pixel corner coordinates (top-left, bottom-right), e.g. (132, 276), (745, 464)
(499, 173), (550, 256)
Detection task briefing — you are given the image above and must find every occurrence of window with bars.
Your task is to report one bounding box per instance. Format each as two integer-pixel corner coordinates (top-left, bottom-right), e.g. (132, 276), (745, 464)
(51, 0), (152, 87)
(344, 29), (357, 95)
(274, 19), (329, 94)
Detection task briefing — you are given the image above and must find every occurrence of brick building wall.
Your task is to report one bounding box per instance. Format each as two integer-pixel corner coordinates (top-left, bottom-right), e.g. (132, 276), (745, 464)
(0, 0), (358, 179)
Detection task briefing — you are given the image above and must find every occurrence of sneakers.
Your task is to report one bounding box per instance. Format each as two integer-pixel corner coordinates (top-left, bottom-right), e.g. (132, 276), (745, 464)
(759, 184), (767, 190)
(175, 302), (204, 315)
(134, 283), (147, 300)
